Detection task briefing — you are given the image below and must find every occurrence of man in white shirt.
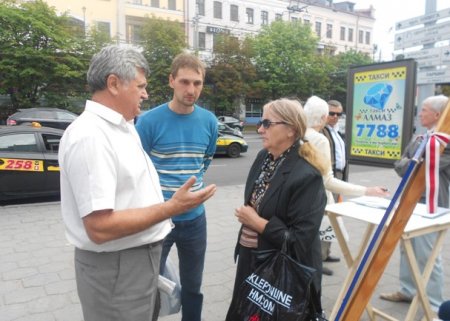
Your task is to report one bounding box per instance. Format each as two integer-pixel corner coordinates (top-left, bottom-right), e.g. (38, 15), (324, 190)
(59, 45), (216, 321)
(322, 100), (348, 182)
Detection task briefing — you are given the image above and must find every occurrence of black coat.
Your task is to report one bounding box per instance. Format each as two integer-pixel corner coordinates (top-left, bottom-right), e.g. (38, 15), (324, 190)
(234, 146), (327, 290)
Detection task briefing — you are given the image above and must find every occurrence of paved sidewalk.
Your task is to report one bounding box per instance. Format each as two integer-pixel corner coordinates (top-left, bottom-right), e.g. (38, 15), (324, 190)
(0, 164), (449, 321)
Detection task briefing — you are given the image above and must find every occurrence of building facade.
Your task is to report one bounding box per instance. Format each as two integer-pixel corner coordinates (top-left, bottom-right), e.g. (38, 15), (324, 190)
(23, 0), (374, 58)
(186, 0), (375, 60)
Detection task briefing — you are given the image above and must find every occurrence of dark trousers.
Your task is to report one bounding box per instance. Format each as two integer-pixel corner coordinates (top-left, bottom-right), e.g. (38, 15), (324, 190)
(160, 213), (207, 321)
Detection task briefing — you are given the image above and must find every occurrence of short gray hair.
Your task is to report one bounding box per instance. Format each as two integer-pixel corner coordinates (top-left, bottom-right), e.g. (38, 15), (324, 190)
(304, 96), (328, 127)
(87, 45), (150, 93)
(423, 95), (448, 114)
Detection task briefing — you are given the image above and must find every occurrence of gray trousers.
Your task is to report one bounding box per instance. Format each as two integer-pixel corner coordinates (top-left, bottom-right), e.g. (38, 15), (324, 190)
(75, 242), (162, 321)
(399, 232), (444, 311)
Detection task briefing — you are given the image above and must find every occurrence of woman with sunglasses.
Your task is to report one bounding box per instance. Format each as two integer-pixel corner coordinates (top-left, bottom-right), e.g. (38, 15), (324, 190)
(226, 98), (328, 320)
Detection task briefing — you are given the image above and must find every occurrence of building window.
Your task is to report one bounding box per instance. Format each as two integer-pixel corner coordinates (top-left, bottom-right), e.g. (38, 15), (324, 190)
(261, 10), (268, 25)
(304, 18), (310, 26)
(168, 0), (176, 10)
(359, 30), (364, 43)
(275, 13), (282, 21)
(340, 26), (345, 41)
(348, 28), (353, 42)
(214, 1), (222, 19)
(198, 32), (206, 49)
(326, 23), (332, 39)
(132, 0), (142, 4)
(365, 31), (371, 44)
(315, 21), (321, 38)
(197, 0), (205, 16)
(230, 4), (239, 22)
(291, 17), (298, 22)
(150, 0), (159, 7)
(126, 24), (143, 44)
(246, 8), (254, 24)
(213, 34), (220, 51)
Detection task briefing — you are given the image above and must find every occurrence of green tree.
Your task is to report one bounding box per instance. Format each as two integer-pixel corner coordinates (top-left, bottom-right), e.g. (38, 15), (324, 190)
(203, 34), (256, 115)
(139, 16), (186, 108)
(328, 50), (373, 106)
(251, 20), (320, 100)
(0, 0), (89, 110)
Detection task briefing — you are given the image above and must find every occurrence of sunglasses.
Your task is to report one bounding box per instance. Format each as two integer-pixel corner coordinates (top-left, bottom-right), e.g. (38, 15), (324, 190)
(256, 119), (287, 129)
(328, 112), (343, 117)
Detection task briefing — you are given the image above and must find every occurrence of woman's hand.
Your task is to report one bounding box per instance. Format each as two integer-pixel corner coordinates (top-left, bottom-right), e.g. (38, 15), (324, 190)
(365, 186), (390, 197)
(235, 205), (268, 234)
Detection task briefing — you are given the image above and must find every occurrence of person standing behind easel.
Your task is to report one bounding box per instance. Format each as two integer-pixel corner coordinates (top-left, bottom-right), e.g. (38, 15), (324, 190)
(380, 95), (450, 315)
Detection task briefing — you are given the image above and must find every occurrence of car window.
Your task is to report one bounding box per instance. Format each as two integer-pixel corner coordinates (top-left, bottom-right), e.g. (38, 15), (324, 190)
(0, 133), (39, 152)
(34, 111), (55, 119)
(42, 134), (61, 153)
(56, 111), (77, 120)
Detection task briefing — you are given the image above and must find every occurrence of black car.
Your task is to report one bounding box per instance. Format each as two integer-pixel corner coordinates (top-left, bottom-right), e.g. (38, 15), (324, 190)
(7, 107), (78, 130)
(217, 116), (244, 131)
(218, 122), (243, 138)
(0, 124), (62, 201)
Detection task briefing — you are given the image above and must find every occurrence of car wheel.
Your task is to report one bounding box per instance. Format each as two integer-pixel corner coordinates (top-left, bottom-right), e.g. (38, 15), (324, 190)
(227, 143), (241, 158)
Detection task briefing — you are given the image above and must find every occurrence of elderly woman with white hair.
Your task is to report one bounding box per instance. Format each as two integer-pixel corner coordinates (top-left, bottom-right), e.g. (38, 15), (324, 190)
(303, 95), (389, 275)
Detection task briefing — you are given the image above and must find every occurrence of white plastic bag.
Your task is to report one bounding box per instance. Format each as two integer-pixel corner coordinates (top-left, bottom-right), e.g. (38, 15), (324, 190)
(158, 257), (181, 316)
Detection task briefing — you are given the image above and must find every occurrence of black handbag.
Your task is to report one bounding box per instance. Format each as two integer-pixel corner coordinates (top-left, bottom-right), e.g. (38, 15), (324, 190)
(226, 234), (327, 321)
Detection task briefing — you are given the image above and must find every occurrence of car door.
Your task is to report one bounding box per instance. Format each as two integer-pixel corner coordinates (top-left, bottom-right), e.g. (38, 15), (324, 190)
(0, 131), (46, 198)
(39, 132), (61, 193)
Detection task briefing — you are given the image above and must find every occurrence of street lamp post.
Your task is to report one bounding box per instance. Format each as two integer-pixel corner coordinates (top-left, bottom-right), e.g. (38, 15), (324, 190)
(82, 6), (86, 36)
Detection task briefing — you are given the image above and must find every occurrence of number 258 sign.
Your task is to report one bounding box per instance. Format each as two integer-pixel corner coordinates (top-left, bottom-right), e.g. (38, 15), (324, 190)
(0, 158), (44, 172)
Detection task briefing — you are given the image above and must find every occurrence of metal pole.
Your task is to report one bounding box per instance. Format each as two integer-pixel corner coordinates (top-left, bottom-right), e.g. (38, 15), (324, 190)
(82, 6), (86, 36)
(416, 0), (437, 134)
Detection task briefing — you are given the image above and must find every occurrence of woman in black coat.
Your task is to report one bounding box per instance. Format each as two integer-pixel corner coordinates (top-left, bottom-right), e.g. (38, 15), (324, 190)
(227, 98), (328, 319)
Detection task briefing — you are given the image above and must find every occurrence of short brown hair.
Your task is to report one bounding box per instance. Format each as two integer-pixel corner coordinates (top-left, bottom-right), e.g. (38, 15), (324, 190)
(327, 100), (342, 109)
(170, 52), (205, 79)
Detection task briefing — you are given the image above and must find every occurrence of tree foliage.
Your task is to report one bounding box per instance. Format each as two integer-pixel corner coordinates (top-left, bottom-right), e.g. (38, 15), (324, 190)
(0, 0), (90, 109)
(328, 50), (373, 106)
(203, 34), (256, 115)
(0, 0), (376, 119)
(139, 16), (186, 108)
(252, 20), (320, 100)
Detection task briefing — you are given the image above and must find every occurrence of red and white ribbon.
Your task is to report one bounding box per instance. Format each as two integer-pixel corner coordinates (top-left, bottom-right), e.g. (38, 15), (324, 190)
(425, 132), (450, 213)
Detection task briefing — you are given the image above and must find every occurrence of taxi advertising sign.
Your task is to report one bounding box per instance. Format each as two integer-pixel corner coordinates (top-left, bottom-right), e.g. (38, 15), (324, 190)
(346, 59), (417, 166)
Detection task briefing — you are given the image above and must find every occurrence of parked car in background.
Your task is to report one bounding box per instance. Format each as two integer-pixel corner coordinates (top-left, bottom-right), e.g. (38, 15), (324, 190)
(218, 122), (243, 138)
(217, 116), (244, 131)
(7, 107), (78, 130)
(215, 133), (248, 158)
(0, 124), (62, 201)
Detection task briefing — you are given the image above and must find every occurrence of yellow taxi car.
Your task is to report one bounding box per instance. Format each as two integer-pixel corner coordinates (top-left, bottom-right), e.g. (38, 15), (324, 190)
(0, 123), (62, 201)
(215, 133), (248, 158)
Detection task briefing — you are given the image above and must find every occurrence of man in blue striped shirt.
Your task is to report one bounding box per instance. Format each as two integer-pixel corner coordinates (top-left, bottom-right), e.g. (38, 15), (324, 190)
(136, 52), (218, 321)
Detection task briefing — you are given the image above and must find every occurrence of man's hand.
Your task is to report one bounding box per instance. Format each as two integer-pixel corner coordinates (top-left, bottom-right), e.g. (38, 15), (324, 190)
(165, 176), (217, 217)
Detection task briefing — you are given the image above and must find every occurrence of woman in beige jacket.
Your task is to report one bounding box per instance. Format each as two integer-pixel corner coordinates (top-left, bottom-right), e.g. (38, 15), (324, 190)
(303, 95), (389, 275)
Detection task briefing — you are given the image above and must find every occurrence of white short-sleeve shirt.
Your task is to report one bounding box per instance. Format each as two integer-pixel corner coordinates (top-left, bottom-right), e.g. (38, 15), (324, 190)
(59, 100), (171, 252)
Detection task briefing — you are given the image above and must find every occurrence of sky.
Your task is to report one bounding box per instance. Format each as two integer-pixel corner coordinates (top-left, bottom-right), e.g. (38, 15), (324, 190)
(353, 0), (449, 61)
